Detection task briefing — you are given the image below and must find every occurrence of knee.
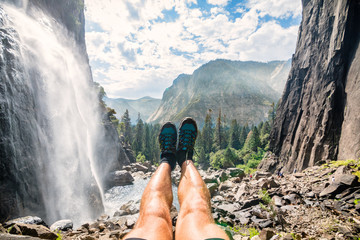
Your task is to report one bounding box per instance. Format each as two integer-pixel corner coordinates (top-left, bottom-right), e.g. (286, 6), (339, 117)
(142, 199), (171, 220)
(180, 195), (211, 217)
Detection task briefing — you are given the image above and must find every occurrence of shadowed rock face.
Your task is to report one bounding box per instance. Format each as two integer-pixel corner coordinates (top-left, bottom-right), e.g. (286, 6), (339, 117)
(267, 0), (360, 172)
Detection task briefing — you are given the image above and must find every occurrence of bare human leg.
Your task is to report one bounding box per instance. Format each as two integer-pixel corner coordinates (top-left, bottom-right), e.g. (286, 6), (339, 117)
(124, 162), (173, 240)
(175, 160), (229, 240)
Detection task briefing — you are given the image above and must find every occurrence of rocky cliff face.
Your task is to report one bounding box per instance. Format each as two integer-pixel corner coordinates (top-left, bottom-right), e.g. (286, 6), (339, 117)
(264, 0), (360, 172)
(0, 0), (128, 224)
(149, 59), (290, 126)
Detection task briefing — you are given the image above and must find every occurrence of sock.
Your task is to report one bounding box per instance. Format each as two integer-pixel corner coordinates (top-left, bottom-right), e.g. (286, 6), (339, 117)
(160, 152), (176, 170)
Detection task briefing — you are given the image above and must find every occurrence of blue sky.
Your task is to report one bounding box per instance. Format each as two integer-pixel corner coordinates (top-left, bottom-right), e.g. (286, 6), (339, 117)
(85, 0), (302, 99)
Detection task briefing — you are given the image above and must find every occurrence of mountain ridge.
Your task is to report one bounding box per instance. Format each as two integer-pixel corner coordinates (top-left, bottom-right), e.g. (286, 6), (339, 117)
(148, 59), (291, 126)
(104, 96), (161, 123)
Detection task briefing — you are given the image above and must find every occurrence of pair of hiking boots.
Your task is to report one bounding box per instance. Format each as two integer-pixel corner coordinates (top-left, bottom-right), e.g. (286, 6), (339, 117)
(159, 117), (197, 170)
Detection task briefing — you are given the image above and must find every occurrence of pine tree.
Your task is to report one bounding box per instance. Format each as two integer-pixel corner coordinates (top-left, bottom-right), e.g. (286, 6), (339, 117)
(150, 124), (161, 164)
(239, 124), (249, 149)
(229, 119), (241, 150)
(268, 102), (276, 127)
(260, 121), (271, 148)
(202, 110), (213, 155)
(214, 109), (226, 150)
(121, 109), (132, 145)
(143, 124), (151, 160)
(132, 113), (144, 155)
(244, 126), (261, 152)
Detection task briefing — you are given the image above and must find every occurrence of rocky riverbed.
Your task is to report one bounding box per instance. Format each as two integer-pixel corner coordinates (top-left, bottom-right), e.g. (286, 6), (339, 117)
(1, 162), (360, 240)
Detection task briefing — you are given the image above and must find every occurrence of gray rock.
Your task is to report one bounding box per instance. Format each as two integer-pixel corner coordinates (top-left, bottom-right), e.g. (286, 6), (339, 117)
(235, 182), (248, 201)
(113, 210), (127, 217)
(207, 183), (218, 197)
(4, 216), (47, 228)
(283, 194), (301, 205)
(280, 205), (299, 213)
(133, 163), (148, 173)
(219, 180), (236, 191)
(228, 168), (245, 178)
(319, 183), (348, 198)
(120, 200), (140, 215)
(50, 219), (73, 231)
(11, 223), (57, 240)
(260, 179), (280, 190)
(217, 203), (240, 214)
(0, 233), (42, 240)
(241, 199), (261, 210)
(336, 174), (359, 186)
(272, 196), (283, 207)
(254, 172), (272, 180)
(251, 236), (261, 240)
(259, 228), (276, 240)
(106, 170), (134, 187)
(122, 165), (132, 171)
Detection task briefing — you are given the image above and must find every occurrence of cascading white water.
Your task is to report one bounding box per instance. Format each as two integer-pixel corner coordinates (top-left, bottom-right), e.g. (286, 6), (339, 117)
(2, 5), (105, 225)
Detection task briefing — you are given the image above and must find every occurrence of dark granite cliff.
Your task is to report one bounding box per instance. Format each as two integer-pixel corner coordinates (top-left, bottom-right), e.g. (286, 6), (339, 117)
(261, 0), (360, 172)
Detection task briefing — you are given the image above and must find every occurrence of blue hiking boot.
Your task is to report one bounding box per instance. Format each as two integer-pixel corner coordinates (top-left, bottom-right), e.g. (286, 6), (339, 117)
(159, 122), (177, 170)
(177, 117), (197, 167)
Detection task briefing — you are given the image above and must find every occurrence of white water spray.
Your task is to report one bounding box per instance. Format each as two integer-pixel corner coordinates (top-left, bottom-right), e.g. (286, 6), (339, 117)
(3, 5), (105, 225)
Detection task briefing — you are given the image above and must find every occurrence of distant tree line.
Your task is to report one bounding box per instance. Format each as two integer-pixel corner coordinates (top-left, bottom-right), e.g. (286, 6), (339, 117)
(97, 83), (277, 172)
(113, 103), (276, 172)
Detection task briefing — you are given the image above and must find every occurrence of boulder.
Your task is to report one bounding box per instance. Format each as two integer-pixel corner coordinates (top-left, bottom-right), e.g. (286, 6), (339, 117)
(106, 170), (134, 187)
(122, 165), (132, 171)
(241, 199), (261, 210)
(235, 182), (248, 201)
(319, 183), (348, 198)
(219, 180), (236, 191)
(113, 210), (127, 217)
(0, 233), (42, 239)
(272, 196), (283, 207)
(251, 236), (261, 240)
(0, 225), (6, 233)
(260, 179), (280, 190)
(49, 219), (73, 232)
(133, 163), (148, 173)
(204, 173), (218, 183)
(217, 203), (240, 214)
(207, 183), (218, 197)
(11, 223), (57, 240)
(336, 174), (359, 186)
(283, 194), (301, 205)
(4, 216), (47, 228)
(254, 172), (272, 180)
(228, 168), (245, 178)
(219, 171), (228, 182)
(259, 228), (276, 240)
(120, 200), (140, 215)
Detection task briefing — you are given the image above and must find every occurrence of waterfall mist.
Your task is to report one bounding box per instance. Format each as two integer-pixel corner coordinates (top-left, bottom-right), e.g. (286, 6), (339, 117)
(0, 4), (111, 225)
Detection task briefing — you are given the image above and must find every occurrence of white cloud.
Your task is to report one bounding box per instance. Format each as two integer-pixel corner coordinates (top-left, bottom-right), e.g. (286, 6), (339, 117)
(207, 0), (229, 6)
(85, 0), (302, 99)
(245, 0), (302, 18)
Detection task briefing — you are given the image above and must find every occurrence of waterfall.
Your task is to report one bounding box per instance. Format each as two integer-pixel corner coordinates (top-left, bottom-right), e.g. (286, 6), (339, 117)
(0, 4), (108, 225)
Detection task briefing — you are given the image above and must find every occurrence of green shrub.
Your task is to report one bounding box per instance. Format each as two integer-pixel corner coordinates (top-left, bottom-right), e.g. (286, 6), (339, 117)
(248, 227), (259, 238)
(210, 148), (237, 169)
(136, 153), (146, 163)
